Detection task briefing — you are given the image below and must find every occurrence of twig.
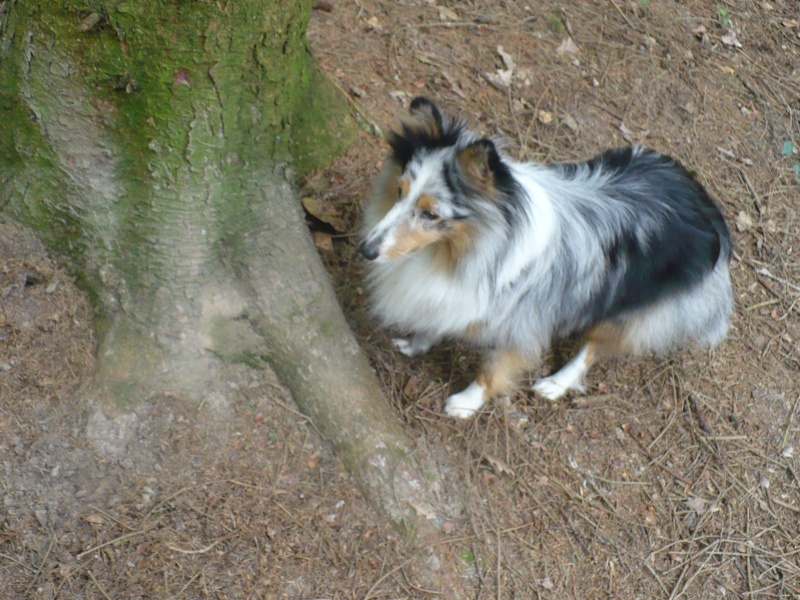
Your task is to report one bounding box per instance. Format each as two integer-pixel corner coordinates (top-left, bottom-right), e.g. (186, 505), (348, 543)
(0, 552), (37, 573)
(88, 570), (113, 600)
(782, 394), (800, 450)
(756, 267), (800, 293)
(24, 534), (55, 594)
(739, 169), (764, 215)
(167, 539), (223, 554)
(76, 531), (145, 559)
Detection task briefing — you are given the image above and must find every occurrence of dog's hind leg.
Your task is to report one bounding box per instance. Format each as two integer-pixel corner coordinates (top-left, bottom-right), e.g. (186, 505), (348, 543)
(533, 322), (628, 401)
(445, 347), (527, 418)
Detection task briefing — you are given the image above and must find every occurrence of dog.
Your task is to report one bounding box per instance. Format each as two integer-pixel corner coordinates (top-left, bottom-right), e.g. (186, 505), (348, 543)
(360, 97), (733, 418)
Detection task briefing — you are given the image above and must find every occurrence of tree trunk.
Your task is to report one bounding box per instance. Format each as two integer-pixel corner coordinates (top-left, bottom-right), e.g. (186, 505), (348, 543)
(0, 1), (463, 592)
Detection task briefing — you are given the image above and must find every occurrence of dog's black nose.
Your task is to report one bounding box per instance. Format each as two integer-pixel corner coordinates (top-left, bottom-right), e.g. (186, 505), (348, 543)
(359, 240), (380, 261)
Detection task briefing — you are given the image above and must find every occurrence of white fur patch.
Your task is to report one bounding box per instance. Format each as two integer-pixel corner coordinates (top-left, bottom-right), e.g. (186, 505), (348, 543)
(533, 345), (589, 400)
(445, 380), (486, 418)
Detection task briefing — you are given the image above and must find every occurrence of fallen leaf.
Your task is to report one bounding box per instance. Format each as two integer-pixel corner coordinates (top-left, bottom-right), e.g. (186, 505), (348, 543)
(302, 196), (347, 232)
(410, 503), (438, 520)
(84, 514), (104, 525)
(365, 15), (383, 31)
(312, 231), (333, 252)
(556, 37), (579, 56)
(735, 211), (754, 232)
(619, 122), (634, 142)
(483, 46), (516, 90)
(403, 375), (418, 398)
(782, 19), (799, 28)
(537, 576), (554, 590)
(692, 24), (707, 38)
(497, 45), (516, 72)
(561, 115), (579, 132)
(481, 453), (514, 476)
(720, 31), (742, 48)
(686, 496), (708, 515)
(483, 69), (513, 90)
(438, 6), (459, 21)
(538, 110), (554, 125)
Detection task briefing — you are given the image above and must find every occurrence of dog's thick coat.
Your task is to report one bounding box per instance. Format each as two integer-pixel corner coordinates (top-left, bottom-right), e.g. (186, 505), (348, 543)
(361, 98), (733, 418)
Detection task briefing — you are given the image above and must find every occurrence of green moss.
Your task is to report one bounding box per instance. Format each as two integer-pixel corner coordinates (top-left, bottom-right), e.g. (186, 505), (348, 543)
(290, 62), (356, 175)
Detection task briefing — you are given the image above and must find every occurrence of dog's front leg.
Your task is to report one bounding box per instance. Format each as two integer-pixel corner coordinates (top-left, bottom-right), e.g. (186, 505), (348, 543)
(445, 347), (527, 419)
(392, 332), (436, 357)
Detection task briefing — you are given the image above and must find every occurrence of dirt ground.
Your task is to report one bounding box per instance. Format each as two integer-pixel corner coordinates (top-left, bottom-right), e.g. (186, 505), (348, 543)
(2, 0), (799, 598)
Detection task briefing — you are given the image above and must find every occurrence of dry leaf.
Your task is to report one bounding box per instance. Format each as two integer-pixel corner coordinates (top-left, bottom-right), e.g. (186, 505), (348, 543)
(735, 211), (754, 232)
(782, 19), (799, 29)
(720, 31), (742, 48)
(481, 453), (514, 476)
(561, 115), (579, 132)
(438, 6), (459, 21)
(84, 514), (104, 525)
(410, 503), (438, 520)
(619, 122), (634, 142)
(686, 496), (708, 515)
(483, 70), (513, 90)
(556, 37), (580, 56)
(403, 375), (418, 398)
(537, 577), (555, 590)
(497, 46), (516, 72)
(538, 110), (554, 125)
(312, 231), (333, 252)
(365, 15), (383, 31)
(302, 196), (347, 232)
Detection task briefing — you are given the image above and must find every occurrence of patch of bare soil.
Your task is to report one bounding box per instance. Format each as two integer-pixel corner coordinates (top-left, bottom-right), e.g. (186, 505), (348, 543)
(2, 0), (799, 598)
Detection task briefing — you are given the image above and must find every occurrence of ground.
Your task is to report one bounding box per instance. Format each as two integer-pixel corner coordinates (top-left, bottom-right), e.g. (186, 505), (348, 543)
(1, 0), (799, 598)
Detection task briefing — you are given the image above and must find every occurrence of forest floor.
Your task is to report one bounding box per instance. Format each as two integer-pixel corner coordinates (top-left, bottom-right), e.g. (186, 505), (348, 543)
(2, 0), (799, 598)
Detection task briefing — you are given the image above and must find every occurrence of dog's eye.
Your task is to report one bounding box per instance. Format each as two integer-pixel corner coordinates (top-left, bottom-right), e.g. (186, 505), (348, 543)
(396, 186), (403, 199)
(420, 210), (439, 221)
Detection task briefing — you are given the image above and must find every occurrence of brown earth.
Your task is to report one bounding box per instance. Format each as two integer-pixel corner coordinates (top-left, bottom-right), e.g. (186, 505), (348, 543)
(2, 0), (799, 598)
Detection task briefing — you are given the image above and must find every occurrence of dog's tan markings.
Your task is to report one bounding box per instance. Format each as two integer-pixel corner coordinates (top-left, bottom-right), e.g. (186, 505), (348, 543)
(399, 178), (410, 199)
(476, 348), (528, 400)
(384, 223), (440, 260)
(435, 220), (475, 271)
(457, 143), (496, 196)
(586, 322), (631, 361)
(415, 194), (438, 214)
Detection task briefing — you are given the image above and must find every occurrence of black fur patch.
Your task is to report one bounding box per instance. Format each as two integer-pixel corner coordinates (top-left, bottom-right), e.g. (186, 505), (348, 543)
(388, 118), (464, 170)
(575, 147), (731, 321)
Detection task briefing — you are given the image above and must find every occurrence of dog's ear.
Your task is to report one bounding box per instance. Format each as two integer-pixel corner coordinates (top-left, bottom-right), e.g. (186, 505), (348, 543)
(457, 139), (503, 193)
(408, 97), (444, 138)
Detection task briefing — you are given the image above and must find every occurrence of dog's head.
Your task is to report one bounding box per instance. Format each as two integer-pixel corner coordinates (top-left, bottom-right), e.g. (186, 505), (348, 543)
(360, 98), (514, 265)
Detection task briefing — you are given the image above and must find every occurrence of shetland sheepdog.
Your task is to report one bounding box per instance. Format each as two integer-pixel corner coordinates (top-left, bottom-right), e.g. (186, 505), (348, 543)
(360, 97), (733, 419)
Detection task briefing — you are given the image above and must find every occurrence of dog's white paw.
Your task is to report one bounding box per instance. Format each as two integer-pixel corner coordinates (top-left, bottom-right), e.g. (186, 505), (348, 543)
(533, 376), (585, 401)
(392, 335), (433, 357)
(392, 337), (417, 357)
(444, 382), (486, 419)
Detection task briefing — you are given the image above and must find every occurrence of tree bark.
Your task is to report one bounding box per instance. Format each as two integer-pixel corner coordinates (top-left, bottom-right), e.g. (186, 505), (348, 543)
(0, 0), (463, 593)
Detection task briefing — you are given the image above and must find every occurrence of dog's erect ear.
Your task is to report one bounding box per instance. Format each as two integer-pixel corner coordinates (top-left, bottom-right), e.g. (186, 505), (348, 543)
(457, 139), (503, 194)
(408, 97), (444, 138)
